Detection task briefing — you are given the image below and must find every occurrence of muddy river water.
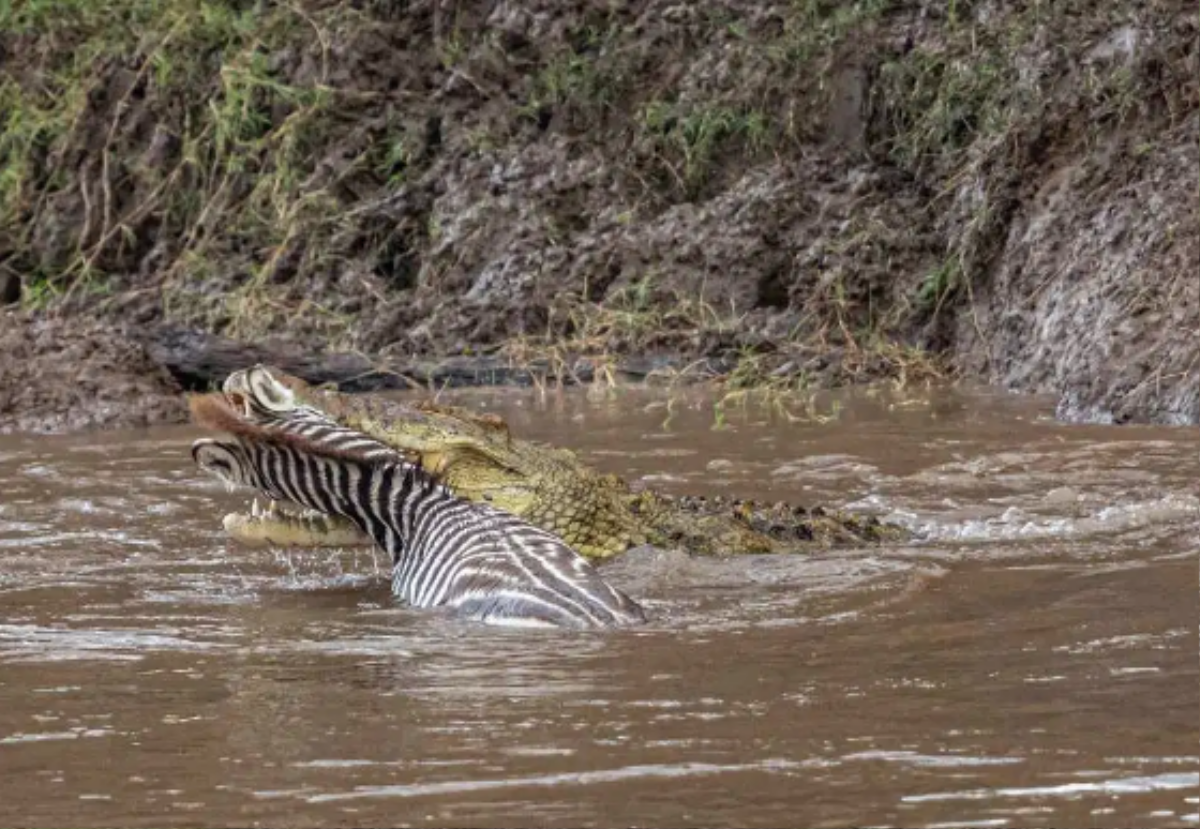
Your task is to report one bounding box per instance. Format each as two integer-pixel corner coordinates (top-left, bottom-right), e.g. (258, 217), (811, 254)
(0, 385), (1195, 828)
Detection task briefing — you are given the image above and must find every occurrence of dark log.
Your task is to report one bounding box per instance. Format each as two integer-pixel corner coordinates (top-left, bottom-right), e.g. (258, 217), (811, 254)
(138, 324), (735, 393)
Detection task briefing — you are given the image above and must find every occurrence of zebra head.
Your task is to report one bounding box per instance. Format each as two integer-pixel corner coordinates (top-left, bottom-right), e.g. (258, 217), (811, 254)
(222, 364), (303, 421)
(192, 438), (277, 497)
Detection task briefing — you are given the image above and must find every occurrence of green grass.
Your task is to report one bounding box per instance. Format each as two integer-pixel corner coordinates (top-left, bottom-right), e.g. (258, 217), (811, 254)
(772, 0), (892, 68)
(916, 257), (963, 315)
(636, 101), (771, 198)
(518, 21), (626, 133)
(873, 48), (1020, 175)
(0, 0), (380, 340)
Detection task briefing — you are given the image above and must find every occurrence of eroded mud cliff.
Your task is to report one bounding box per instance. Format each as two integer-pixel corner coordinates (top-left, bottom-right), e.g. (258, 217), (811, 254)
(1, 0), (1195, 430)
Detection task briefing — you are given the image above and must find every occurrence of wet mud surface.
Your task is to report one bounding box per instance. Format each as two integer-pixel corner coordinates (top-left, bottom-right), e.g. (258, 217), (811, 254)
(0, 312), (186, 435)
(0, 387), (1196, 827)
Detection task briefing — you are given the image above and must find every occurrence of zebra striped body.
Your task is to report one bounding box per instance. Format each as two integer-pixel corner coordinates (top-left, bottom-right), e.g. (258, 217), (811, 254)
(192, 371), (645, 629)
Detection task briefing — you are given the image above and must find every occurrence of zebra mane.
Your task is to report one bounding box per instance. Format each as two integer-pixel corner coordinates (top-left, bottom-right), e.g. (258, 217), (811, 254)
(189, 392), (269, 440)
(189, 391), (447, 498)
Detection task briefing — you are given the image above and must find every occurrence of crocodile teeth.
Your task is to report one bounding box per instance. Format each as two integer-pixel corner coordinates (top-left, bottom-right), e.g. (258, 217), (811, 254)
(240, 497), (330, 524)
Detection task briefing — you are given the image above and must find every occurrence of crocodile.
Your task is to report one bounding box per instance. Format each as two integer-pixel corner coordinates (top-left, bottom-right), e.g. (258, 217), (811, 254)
(208, 365), (907, 559)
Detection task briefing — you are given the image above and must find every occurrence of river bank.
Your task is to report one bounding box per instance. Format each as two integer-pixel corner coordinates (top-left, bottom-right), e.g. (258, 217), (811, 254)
(1, 0), (1195, 433)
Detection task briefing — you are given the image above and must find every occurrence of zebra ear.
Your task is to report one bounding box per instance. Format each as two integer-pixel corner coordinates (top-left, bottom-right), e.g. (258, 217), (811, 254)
(246, 365), (295, 412)
(220, 368), (259, 418)
(192, 439), (246, 486)
(221, 368), (248, 396)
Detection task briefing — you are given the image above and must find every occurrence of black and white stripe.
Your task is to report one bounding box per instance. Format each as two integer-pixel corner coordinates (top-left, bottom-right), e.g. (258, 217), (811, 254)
(194, 378), (645, 629)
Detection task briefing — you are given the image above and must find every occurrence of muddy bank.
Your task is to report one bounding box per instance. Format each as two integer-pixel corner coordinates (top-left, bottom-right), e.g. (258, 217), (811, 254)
(0, 312), (737, 435)
(1, 0), (1196, 429)
(958, 119), (1199, 426)
(0, 312), (186, 434)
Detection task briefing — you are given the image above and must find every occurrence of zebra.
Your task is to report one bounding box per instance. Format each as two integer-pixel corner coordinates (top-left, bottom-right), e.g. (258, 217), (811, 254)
(189, 383), (646, 630)
(219, 365), (330, 429)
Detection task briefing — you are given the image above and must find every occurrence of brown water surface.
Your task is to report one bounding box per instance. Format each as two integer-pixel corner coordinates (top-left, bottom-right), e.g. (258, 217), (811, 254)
(0, 386), (1196, 828)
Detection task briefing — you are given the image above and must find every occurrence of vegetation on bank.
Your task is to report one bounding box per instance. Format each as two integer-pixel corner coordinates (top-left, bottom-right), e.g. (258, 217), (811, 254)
(1, 0), (1192, 398)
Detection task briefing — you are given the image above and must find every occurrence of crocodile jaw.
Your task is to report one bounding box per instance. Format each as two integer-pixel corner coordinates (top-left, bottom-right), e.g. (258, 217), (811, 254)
(221, 498), (372, 549)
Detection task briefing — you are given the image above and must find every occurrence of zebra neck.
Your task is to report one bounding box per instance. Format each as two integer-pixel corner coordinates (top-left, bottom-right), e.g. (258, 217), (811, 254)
(335, 458), (455, 565)
(392, 462), (461, 552)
